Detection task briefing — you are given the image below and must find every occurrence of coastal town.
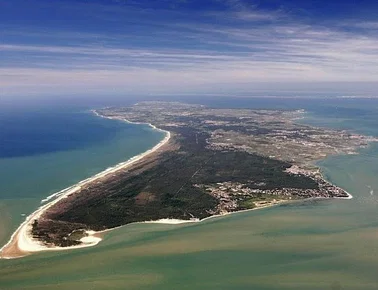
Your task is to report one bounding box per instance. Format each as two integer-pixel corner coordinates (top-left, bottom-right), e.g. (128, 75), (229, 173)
(197, 169), (350, 215)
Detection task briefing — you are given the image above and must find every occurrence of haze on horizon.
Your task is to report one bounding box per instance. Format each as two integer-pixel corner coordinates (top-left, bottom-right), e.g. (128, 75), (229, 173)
(1, 0), (378, 99)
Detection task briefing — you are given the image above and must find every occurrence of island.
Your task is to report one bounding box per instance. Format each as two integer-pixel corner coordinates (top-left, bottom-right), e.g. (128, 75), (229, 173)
(1, 101), (376, 257)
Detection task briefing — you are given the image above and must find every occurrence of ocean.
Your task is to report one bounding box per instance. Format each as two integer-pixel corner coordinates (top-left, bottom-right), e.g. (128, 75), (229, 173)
(1, 97), (378, 290)
(0, 105), (165, 248)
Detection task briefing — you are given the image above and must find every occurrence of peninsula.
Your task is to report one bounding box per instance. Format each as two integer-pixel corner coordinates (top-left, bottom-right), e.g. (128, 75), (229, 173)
(1, 102), (376, 258)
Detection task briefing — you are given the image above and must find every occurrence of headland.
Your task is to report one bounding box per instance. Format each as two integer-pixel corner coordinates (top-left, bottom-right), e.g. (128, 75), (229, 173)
(2, 101), (375, 259)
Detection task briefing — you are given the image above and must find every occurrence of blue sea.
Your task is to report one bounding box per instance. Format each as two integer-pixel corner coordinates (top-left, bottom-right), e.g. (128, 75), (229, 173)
(1, 96), (378, 290)
(0, 103), (165, 246)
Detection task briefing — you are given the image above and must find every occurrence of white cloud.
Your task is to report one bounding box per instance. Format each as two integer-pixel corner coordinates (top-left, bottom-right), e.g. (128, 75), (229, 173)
(2, 5), (378, 96)
(350, 21), (378, 30)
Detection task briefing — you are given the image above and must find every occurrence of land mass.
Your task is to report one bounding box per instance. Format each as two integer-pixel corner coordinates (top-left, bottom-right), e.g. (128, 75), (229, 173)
(2, 101), (376, 257)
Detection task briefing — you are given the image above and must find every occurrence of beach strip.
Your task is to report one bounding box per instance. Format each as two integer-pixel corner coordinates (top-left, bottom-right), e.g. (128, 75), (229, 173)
(0, 110), (354, 259)
(0, 112), (171, 259)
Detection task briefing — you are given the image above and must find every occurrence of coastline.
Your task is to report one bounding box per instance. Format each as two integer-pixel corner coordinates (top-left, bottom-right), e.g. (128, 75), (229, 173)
(0, 111), (171, 259)
(0, 109), (356, 259)
(0, 110), (288, 259)
(295, 110), (357, 201)
(1, 190), (348, 260)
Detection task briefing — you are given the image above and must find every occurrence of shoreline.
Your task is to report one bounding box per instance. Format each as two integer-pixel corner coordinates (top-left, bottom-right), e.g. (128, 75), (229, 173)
(69, 194), (350, 238)
(2, 110), (288, 259)
(0, 111), (171, 259)
(0, 109), (354, 259)
(1, 193), (351, 260)
(295, 111), (357, 201)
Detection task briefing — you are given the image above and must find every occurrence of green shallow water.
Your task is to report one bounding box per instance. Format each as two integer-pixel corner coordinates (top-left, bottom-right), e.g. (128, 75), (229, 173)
(2, 144), (378, 290)
(0, 110), (165, 253)
(2, 104), (378, 289)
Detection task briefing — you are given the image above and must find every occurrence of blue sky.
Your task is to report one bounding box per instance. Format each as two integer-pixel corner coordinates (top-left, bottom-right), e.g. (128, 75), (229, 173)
(1, 0), (378, 98)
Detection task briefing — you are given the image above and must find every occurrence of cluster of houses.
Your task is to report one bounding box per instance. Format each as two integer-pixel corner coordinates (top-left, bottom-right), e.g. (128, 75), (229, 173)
(194, 168), (349, 215)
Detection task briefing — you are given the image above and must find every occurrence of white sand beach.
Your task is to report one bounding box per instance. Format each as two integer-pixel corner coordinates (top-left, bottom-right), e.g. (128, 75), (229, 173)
(0, 110), (354, 259)
(0, 112), (171, 259)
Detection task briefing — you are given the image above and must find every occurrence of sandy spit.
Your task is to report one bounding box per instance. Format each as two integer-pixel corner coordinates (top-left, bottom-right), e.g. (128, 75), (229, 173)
(0, 111), (171, 259)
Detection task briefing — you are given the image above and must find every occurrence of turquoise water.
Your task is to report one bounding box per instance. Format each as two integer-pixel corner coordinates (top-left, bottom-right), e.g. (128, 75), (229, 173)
(0, 107), (165, 247)
(1, 98), (378, 289)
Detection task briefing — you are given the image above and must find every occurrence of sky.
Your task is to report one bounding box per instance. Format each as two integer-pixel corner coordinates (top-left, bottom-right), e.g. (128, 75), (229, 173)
(1, 0), (378, 99)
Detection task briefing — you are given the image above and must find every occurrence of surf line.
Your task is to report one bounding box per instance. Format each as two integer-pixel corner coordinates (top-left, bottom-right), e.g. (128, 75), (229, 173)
(0, 111), (170, 259)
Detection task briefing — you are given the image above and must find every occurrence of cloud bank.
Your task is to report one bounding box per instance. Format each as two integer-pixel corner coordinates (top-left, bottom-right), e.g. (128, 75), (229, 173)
(1, 0), (378, 97)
